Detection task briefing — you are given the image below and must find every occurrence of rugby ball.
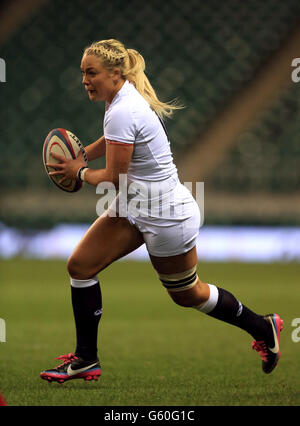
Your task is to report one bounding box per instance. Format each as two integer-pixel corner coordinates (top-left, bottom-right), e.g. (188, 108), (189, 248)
(43, 128), (88, 192)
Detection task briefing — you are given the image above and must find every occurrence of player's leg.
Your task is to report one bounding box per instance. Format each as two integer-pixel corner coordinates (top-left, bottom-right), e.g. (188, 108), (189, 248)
(40, 213), (144, 383)
(68, 212), (143, 357)
(150, 246), (283, 374)
(67, 211), (144, 278)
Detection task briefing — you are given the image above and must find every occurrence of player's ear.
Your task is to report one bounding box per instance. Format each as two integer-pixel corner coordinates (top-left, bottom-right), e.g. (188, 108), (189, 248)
(111, 67), (121, 82)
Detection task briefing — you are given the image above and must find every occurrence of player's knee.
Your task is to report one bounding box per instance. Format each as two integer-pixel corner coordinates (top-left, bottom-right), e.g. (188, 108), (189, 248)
(67, 255), (96, 280)
(67, 255), (82, 278)
(157, 266), (203, 307)
(169, 292), (197, 308)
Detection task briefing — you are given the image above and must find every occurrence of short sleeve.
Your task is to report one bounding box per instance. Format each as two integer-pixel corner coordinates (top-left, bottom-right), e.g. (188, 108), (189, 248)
(104, 105), (136, 144)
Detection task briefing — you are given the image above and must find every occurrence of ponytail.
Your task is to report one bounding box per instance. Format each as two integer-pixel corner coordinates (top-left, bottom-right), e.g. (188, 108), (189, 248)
(124, 49), (183, 119)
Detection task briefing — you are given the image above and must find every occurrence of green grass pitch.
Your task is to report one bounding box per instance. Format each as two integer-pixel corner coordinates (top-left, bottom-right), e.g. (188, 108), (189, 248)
(1, 258), (300, 406)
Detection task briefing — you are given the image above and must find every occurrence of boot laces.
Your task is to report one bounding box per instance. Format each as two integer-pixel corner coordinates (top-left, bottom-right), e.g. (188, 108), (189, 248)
(55, 352), (78, 368)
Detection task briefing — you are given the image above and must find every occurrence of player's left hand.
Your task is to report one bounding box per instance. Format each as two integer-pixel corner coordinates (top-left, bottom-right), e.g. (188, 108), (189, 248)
(47, 152), (86, 184)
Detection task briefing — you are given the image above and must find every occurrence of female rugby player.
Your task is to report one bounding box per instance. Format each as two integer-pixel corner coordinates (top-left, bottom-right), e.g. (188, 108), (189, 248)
(40, 39), (283, 383)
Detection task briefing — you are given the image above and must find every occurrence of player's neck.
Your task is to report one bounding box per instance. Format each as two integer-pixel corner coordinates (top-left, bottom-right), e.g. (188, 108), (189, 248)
(107, 79), (126, 104)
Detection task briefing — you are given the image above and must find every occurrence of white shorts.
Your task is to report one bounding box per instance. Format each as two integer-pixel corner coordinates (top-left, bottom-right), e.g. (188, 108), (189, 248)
(108, 177), (201, 257)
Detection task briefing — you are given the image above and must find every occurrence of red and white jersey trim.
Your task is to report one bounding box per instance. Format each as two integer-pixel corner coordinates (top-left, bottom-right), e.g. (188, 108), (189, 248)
(105, 139), (133, 146)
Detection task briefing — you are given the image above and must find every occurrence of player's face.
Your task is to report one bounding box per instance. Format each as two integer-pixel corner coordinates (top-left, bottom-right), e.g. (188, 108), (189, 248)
(81, 54), (123, 103)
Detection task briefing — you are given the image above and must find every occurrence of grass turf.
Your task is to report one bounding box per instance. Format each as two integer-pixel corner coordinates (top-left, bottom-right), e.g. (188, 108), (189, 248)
(0, 259), (299, 406)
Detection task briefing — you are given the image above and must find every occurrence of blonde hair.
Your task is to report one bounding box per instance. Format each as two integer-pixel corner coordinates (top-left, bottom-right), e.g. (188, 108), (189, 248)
(83, 39), (183, 119)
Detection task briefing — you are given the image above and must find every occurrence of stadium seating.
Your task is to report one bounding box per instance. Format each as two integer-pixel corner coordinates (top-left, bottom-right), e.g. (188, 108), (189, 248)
(210, 82), (300, 193)
(0, 0), (300, 226)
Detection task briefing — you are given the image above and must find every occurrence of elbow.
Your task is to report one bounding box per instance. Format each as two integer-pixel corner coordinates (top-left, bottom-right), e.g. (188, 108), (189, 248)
(107, 170), (121, 189)
(112, 177), (120, 190)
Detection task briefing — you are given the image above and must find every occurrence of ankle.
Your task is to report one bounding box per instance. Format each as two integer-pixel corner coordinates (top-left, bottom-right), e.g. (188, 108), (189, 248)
(193, 284), (218, 312)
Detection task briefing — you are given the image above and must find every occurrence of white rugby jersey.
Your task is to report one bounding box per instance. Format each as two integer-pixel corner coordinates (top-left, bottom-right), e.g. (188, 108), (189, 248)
(104, 80), (178, 183)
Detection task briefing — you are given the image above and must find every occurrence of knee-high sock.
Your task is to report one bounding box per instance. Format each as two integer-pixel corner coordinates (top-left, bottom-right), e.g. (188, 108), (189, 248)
(70, 276), (102, 360)
(194, 284), (270, 341)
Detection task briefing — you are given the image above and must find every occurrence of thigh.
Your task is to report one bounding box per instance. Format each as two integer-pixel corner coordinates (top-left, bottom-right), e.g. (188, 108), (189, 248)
(149, 246), (198, 274)
(68, 212), (144, 278)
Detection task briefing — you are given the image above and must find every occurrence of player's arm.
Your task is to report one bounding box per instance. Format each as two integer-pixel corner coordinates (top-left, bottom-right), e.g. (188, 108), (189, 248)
(48, 140), (133, 188)
(84, 135), (106, 161)
(83, 141), (133, 188)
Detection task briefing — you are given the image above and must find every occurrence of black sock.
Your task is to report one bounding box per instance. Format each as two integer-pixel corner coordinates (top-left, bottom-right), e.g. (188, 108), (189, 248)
(207, 287), (270, 341)
(71, 281), (102, 360)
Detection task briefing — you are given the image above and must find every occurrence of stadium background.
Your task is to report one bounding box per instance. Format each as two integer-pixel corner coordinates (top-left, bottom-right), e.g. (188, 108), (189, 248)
(1, 0), (300, 261)
(0, 0), (300, 407)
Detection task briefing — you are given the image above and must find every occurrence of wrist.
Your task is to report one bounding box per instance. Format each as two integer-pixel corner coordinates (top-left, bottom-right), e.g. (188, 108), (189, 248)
(77, 166), (89, 182)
